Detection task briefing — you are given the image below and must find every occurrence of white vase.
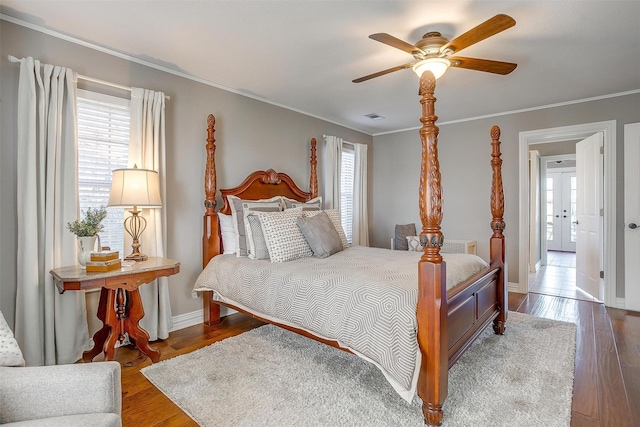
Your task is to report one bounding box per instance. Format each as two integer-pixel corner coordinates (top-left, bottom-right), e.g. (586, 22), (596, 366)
(77, 235), (98, 268)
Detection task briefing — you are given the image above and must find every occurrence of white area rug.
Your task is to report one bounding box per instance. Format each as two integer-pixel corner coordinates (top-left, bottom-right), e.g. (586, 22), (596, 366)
(142, 312), (575, 426)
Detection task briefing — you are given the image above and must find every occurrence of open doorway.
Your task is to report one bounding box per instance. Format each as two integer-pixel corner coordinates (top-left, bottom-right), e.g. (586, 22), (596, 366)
(529, 152), (598, 301)
(518, 121), (617, 306)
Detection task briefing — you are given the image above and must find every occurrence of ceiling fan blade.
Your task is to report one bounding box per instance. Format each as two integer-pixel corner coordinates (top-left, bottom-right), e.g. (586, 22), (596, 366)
(352, 63), (414, 83)
(369, 33), (421, 54)
(441, 14), (516, 54)
(449, 56), (517, 75)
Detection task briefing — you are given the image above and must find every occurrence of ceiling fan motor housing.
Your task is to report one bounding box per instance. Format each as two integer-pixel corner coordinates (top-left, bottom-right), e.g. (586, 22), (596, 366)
(414, 32), (450, 58)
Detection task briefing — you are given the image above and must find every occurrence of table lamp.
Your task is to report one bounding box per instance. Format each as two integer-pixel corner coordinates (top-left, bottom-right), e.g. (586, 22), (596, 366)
(108, 164), (162, 261)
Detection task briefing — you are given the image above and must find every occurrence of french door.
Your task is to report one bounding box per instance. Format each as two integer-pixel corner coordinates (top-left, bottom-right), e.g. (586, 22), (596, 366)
(546, 170), (577, 252)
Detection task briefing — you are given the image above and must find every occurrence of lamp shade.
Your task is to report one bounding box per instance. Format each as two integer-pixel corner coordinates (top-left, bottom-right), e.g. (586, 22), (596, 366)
(412, 58), (451, 79)
(108, 167), (162, 208)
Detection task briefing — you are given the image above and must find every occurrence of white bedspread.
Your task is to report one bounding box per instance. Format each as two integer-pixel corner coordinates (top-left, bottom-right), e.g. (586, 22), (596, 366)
(193, 246), (488, 401)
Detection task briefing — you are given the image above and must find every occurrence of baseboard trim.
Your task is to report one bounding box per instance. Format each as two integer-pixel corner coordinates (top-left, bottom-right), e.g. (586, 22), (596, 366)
(170, 307), (239, 332)
(508, 281), (525, 294)
(169, 309), (203, 332)
(615, 297), (626, 309)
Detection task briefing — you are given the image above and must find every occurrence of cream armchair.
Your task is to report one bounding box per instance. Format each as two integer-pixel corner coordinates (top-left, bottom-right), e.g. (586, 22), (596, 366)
(0, 311), (122, 426)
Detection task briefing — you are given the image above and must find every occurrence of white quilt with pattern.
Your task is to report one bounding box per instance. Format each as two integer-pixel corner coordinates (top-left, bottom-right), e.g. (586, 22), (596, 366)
(193, 246), (488, 401)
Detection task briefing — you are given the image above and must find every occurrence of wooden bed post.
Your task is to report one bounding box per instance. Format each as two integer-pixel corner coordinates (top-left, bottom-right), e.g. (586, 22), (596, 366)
(309, 138), (318, 199)
(415, 70), (448, 427)
(203, 114), (221, 326)
(490, 126), (508, 335)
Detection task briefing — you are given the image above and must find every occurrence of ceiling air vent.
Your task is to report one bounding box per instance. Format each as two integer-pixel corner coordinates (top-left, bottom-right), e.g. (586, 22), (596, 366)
(364, 113), (385, 121)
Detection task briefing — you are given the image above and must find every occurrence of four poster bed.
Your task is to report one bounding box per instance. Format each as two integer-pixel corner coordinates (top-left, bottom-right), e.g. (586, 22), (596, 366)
(193, 71), (507, 426)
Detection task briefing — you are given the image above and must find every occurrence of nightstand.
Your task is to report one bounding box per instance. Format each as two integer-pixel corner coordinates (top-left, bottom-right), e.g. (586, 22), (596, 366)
(50, 257), (180, 363)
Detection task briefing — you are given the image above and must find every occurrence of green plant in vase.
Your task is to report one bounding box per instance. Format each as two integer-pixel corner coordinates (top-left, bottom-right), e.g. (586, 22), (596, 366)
(67, 207), (107, 267)
(67, 207), (107, 237)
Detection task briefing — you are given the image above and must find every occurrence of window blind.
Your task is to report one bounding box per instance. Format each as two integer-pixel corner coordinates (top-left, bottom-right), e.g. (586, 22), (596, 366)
(77, 89), (131, 255)
(340, 146), (355, 244)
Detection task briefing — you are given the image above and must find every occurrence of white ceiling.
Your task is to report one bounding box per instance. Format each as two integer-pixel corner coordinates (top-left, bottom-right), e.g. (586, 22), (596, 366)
(2, 1), (639, 135)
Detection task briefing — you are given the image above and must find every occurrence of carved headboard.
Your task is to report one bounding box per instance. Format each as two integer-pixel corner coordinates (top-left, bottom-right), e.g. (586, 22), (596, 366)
(218, 169), (315, 215)
(202, 114), (318, 267)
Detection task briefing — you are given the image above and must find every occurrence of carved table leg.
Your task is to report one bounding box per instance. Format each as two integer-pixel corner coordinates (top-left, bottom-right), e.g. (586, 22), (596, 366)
(83, 288), (113, 362)
(102, 289), (120, 361)
(83, 285), (161, 363)
(124, 289), (161, 363)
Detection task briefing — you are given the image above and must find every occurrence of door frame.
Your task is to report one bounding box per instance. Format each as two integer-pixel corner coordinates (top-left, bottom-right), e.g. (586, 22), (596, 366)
(540, 157), (576, 264)
(624, 122), (640, 311)
(518, 120), (617, 307)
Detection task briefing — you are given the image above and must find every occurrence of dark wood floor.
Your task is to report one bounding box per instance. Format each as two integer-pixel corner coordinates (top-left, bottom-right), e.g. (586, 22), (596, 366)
(111, 293), (639, 426)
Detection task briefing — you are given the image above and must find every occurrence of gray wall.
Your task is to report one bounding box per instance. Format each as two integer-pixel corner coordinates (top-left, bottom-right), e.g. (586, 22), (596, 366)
(0, 21), (372, 330)
(372, 92), (640, 292)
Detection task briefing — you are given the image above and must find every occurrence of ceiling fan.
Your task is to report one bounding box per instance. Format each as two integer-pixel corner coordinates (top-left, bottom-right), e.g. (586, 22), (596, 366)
(353, 14), (517, 83)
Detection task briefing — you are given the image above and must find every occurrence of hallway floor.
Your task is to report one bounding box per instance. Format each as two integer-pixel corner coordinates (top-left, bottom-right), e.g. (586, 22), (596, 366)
(528, 250), (600, 302)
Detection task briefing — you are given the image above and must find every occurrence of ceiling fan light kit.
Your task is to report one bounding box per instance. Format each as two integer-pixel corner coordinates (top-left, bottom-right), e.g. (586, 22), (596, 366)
(412, 57), (451, 79)
(353, 14), (517, 83)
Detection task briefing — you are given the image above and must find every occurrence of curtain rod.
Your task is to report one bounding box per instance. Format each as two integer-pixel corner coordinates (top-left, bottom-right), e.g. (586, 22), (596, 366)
(8, 55), (170, 100)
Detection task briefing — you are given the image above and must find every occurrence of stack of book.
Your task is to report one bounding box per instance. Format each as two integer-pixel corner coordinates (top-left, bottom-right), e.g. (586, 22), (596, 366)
(86, 251), (121, 272)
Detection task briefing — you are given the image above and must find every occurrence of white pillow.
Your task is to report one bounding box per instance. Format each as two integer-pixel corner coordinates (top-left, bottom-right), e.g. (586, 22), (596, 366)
(303, 209), (349, 249)
(257, 208), (313, 263)
(406, 235), (421, 252)
(218, 213), (237, 254)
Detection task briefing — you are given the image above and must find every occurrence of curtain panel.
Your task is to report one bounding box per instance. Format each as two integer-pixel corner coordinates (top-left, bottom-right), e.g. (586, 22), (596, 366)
(128, 88), (173, 340)
(323, 135), (342, 210)
(15, 57), (90, 365)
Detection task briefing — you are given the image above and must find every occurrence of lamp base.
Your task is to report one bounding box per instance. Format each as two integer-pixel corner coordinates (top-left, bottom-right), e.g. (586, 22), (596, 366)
(123, 208), (148, 262)
(125, 253), (148, 262)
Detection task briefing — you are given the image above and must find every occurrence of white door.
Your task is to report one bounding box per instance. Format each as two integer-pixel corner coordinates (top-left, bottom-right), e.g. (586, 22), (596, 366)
(624, 123), (640, 312)
(546, 170), (577, 252)
(575, 133), (604, 300)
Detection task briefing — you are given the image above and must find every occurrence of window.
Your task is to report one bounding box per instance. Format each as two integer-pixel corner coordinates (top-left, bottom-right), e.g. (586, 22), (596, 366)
(76, 89), (131, 255)
(340, 144), (355, 244)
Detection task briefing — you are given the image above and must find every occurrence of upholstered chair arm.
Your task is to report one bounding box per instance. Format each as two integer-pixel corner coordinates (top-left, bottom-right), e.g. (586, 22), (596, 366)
(0, 361), (121, 424)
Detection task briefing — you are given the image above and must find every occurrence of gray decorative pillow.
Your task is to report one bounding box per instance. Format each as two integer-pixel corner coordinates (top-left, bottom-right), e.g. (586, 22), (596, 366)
(288, 203), (321, 211)
(303, 209), (349, 249)
(228, 195), (282, 257)
(258, 208), (313, 263)
(394, 223), (416, 250)
(297, 211), (344, 258)
(245, 212), (271, 259)
(281, 196), (322, 210)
